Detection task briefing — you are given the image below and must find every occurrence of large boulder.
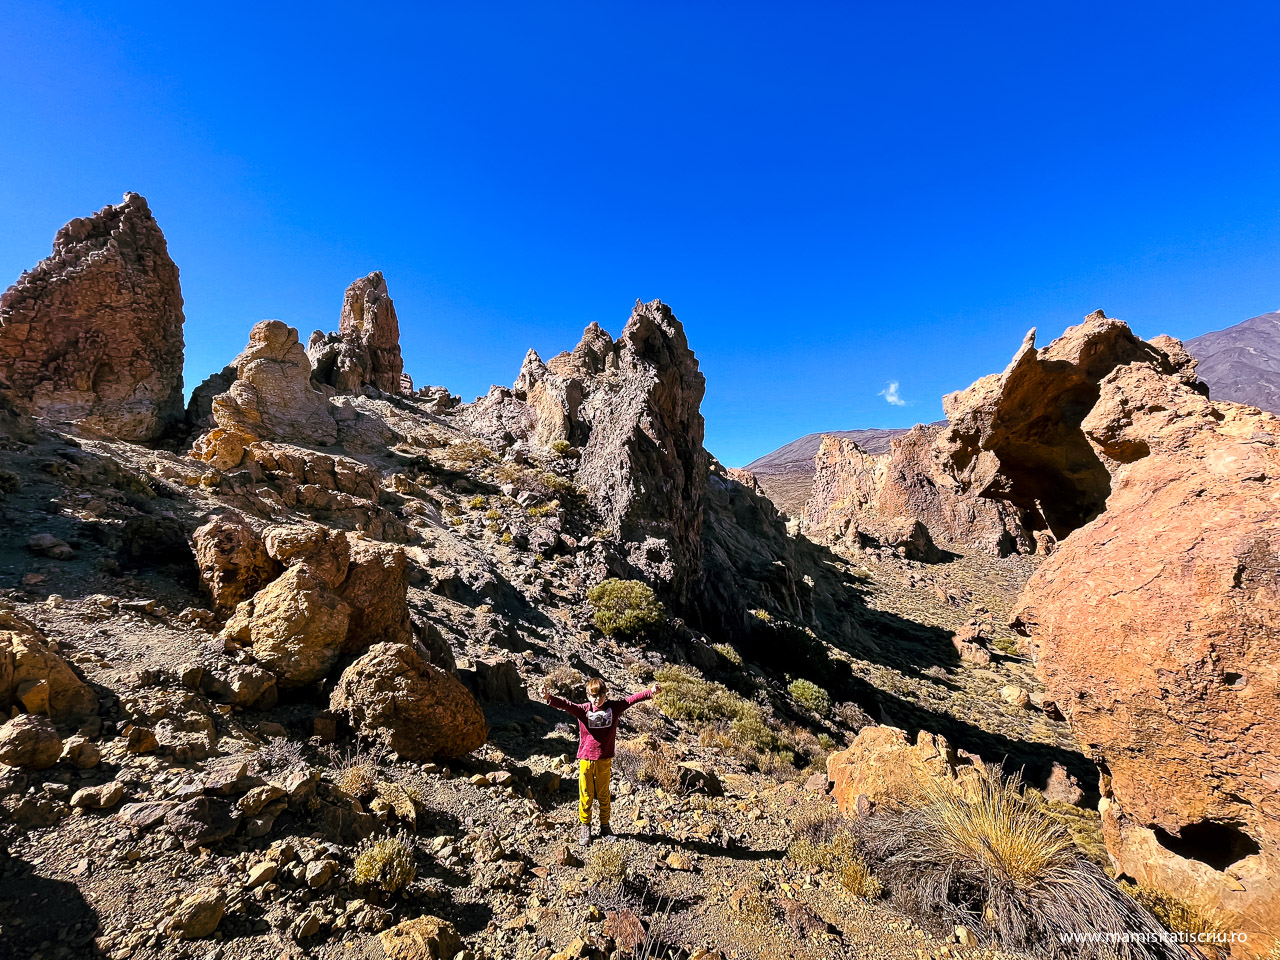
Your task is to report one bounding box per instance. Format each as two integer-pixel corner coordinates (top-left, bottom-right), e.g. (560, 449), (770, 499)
(308, 271), (404, 396)
(0, 714), (64, 769)
(193, 512), (280, 611)
(0, 612), (97, 722)
(0, 192), (185, 443)
(826, 725), (961, 817)
(225, 565), (351, 689)
(330, 643), (487, 760)
(949, 313), (1277, 952)
(263, 523), (351, 589)
(336, 538), (411, 654)
(190, 320), (338, 469)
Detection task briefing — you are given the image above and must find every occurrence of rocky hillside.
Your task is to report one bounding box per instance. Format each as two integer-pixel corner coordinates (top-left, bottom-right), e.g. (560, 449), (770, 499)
(1186, 310), (1280, 414)
(742, 428), (931, 518)
(0, 196), (1267, 960)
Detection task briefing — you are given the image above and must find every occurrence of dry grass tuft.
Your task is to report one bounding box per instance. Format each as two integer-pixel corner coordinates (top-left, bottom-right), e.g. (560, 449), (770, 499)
(788, 811), (882, 899)
(585, 842), (631, 886)
(853, 765), (1190, 960)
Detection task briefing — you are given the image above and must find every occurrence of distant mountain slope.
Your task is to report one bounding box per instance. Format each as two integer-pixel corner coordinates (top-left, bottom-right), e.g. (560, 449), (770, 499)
(743, 426), (929, 516)
(1186, 311), (1280, 414)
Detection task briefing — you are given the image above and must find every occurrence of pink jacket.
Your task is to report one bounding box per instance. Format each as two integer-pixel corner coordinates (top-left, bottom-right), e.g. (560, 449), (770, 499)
(546, 689), (653, 760)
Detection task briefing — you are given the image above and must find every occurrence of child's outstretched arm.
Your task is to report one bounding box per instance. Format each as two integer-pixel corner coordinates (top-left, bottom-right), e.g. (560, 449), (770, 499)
(620, 683), (661, 712)
(540, 684), (587, 721)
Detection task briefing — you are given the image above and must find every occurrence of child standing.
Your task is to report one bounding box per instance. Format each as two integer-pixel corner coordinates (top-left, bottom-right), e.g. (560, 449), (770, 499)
(542, 677), (660, 845)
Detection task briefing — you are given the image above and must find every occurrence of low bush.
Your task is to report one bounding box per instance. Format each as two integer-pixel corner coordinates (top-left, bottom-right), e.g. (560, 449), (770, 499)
(542, 664), (579, 698)
(550, 439), (573, 456)
(853, 766), (1188, 960)
(585, 842), (631, 885)
(587, 579), (666, 640)
(789, 828), (882, 900)
(615, 734), (683, 794)
(467, 495), (486, 509)
(712, 642), (743, 667)
(788, 678), (832, 717)
(353, 833), (416, 895)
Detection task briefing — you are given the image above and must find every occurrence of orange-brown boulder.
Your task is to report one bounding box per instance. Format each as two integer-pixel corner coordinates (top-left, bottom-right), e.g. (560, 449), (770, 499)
(826, 725), (960, 816)
(193, 512), (280, 611)
(330, 643), (487, 760)
(0, 612), (97, 722)
(946, 312), (1277, 953)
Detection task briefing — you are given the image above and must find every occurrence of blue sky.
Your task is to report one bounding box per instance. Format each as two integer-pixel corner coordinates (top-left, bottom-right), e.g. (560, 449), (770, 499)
(2, 2), (1279, 466)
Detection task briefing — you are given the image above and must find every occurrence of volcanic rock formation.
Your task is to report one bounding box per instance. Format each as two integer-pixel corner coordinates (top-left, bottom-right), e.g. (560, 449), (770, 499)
(308, 271), (405, 396)
(0, 192), (185, 443)
(947, 312), (1278, 950)
(802, 424), (1034, 558)
(190, 320), (339, 470)
(466, 300), (708, 605)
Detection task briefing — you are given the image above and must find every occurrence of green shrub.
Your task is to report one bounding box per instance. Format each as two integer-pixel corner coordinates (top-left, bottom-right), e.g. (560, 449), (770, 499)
(789, 679), (832, 717)
(712, 643), (743, 667)
(527, 501), (559, 518)
(1120, 881), (1230, 944)
(550, 439), (572, 456)
(587, 579), (665, 639)
(353, 833), (416, 895)
(789, 830), (882, 899)
(467, 495), (486, 509)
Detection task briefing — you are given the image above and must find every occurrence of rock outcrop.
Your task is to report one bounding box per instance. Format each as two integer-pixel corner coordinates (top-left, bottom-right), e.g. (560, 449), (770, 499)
(948, 312), (1277, 951)
(0, 192), (185, 443)
(193, 513), (281, 612)
(802, 425), (1034, 558)
(937, 311), (1204, 539)
(191, 320), (338, 470)
(330, 643), (487, 759)
(515, 302), (708, 603)
(0, 612), (98, 722)
(308, 272), (404, 396)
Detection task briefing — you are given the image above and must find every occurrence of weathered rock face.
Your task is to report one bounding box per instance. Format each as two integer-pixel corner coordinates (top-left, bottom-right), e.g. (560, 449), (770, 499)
(329, 643), (487, 759)
(191, 320), (338, 470)
(952, 313), (1276, 951)
(802, 425), (1033, 558)
(937, 311), (1204, 539)
(0, 612), (98, 722)
(193, 513), (281, 611)
(336, 538), (411, 654)
(826, 725), (961, 817)
(0, 193), (185, 443)
(463, 300), (708, 604)
(308, 271), (404, 396)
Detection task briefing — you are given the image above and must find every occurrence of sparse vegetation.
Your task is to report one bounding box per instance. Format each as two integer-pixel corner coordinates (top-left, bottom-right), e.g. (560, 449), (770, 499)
(542, 664), (579, 698)
(527, 501), (559, 518)
(1121, 881), (1230, 949)
(328, 747), (378, 798)
(550, 439), (572, 456)
(712, 642), (743, 667)
(788, 818), (883, 900)
(353, 833), (416, 895)
(616, 734), (683, 794)
(485, 507), (502, 520)
(445, 439), (496, 466)
(853, 766), (1183, 959)
(587, 579), (666, 640)
(467, 495), (487, 509)
(585, 841), (631, 885)
(788, 678), (832, 717)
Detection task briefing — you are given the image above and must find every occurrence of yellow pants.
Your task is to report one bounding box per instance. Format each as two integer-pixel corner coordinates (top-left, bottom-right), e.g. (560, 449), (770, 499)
(578, 758), (612, 825)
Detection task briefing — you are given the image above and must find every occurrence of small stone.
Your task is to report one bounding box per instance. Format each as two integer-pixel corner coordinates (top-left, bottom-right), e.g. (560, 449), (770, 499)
(246, 862), (277, 888)
(27, 533), (73, 560)
(71, 781), (125, 810)
(999, 685), (1030, 708)
(305, 859), (337, 888)
(62, 736), (101, 769)
(126, 725), (159, 754)
(164, 887), (226, 939)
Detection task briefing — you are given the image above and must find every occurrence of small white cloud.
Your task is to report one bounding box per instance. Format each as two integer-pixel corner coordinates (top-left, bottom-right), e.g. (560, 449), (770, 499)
(879, 380), (908, 406)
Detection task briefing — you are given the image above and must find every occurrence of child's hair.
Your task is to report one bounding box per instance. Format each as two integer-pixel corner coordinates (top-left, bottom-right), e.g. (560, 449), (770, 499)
(585, 677), (607, 699)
